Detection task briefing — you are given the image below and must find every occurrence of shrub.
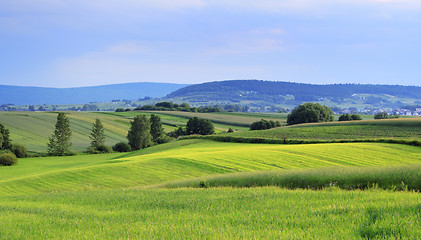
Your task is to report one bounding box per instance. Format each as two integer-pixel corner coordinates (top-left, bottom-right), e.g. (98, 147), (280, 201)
(11, 144), (28, 158)
(96, 144), (113, 153)
(227, 128), (234, 133)
(0, 153), (18, 166)
(112, 142), (132, 152)
(155, 135), (173, 144)
(115, 108), (125, 112)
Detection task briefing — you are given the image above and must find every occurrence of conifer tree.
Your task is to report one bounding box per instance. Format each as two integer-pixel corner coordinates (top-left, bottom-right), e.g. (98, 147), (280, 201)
(47, 112), (72, 156)
(90, 118), (105, 148)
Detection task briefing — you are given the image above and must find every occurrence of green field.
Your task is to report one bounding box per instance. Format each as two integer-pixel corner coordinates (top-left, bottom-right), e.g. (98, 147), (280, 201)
(226, 118), (421, 141)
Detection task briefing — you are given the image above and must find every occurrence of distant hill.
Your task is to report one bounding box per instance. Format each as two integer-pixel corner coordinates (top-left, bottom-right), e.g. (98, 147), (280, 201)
(166, 80), (421, 110)
(0, 82), (189, 105)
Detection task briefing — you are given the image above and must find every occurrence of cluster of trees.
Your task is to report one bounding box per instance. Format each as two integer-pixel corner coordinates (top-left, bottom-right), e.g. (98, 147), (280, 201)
(374, 112), (400, 119)
(44, 112), (215, 156)
(118, 101), (251, 113)
(250, 119), (281, 130)
(287, 103), (334, 125)
(338, 113), (362, 121)
(133, 102), (221, 113)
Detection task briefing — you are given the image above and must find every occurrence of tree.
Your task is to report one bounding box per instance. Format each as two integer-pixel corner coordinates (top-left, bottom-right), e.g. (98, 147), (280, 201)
(47, 112), (72, 156)
(127, 115), (152, 150)
(287, 103), (334, 125)
(374, 112), (389, 119)
(150, 114), (164, 143)
(89, 118), (105, 148)
(0, 123), (11, 150)
(186, 117), (214, 135)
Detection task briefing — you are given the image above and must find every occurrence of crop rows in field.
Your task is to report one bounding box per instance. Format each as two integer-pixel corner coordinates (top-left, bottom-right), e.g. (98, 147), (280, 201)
(0, 188), (420, 239)
(1, 140), (421, 196)
(0, 112), (130, 152)
(227, 118), (421, 141)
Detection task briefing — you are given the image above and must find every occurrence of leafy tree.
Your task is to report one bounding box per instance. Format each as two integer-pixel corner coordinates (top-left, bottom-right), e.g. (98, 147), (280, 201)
(150, 114), (164, 143)
(287, 103), (334, 125)
(47, 112), (72, 156)
(28, 105), (35, 111)
(0, 123), (12, 150)
(186, 117), (214, 135)
(374, 112), (389, 119)
(89, 118), (105, 148)
(127, 115), (152, 150)
(227, 128), (234, 133)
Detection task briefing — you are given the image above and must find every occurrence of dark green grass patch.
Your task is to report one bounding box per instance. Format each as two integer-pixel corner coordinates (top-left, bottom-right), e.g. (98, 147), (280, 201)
(162, 164), (421, 191)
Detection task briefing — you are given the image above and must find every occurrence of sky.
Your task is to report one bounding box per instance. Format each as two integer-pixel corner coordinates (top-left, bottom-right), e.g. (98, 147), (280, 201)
(0, 0), (420, 88)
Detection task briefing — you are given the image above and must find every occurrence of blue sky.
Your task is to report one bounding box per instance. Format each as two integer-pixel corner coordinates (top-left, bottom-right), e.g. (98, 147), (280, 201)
(1, 0), (420, 88)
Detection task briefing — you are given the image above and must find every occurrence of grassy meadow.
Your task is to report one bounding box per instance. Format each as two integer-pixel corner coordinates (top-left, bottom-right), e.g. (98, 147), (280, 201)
(1, 111), (421, 238)
(1, 188), (420, 239)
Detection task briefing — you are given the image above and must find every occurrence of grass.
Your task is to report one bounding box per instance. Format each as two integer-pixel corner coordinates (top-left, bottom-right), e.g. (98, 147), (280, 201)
(1, 139), (421, 196)
(0, 188), (420, 239)
(226, 118), (421, 141)
(162, 164), (421, 191)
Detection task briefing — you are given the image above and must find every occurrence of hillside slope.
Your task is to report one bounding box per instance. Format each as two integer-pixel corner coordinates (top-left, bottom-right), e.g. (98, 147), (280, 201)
(0, 82), (189, 105)
(1, 139), (420, 196)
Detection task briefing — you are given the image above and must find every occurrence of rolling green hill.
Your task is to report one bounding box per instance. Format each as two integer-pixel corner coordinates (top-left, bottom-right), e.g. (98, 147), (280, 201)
(1, 139), (421, 238)
(1, 139), (421, 196)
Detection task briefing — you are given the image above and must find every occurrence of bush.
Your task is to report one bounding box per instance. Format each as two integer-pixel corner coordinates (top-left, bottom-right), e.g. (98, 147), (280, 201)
(155, 135), (173, 144)
(11, 144), (28, 158)
(96, 144), (112, 153)
(87, 144), (113, 154)
(112, 142), (132, 152)
(0, 153), (18, 166)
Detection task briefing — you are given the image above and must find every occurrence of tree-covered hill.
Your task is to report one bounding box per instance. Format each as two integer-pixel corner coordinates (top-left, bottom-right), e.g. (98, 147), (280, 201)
(166, 80), (421, 109)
